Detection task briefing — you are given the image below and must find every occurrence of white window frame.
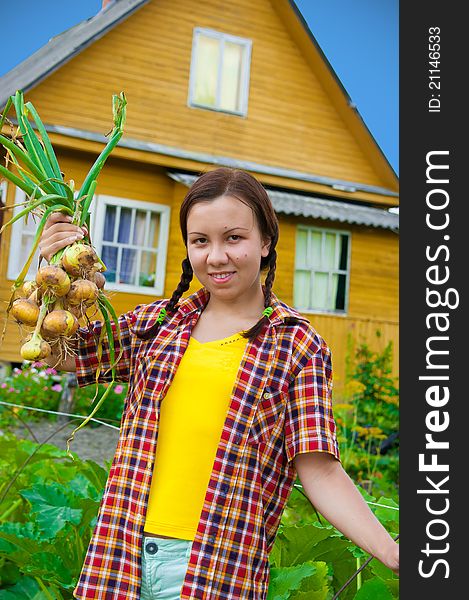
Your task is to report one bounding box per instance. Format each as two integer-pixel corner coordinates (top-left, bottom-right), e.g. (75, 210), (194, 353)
(6, 186), (43, 282)
(92, 195), (170, 296)
(293, 225), (351, 315)
(188, 27), (252, 116)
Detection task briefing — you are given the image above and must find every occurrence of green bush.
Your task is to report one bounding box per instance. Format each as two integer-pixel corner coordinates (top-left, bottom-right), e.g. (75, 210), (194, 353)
(0, 434), (398, 599)
(0, 434), (108, 598)
(0, 360), (127, 431)
(72, 381), (127, 428)
(0, 362), (66, 428)
(334, 333), (399, 498)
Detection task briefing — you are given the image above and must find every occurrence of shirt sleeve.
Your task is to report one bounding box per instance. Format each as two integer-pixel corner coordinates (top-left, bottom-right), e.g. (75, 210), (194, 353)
(75, 309), (137, 386)
(284, 344), (340, 463)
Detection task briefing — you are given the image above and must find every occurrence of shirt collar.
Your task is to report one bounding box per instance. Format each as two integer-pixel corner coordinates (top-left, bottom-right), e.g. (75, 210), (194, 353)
(176, 287), (309, 326)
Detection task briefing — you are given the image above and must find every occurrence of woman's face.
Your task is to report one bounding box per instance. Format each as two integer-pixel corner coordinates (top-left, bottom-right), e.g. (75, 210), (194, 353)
(186, 194), (270, 306)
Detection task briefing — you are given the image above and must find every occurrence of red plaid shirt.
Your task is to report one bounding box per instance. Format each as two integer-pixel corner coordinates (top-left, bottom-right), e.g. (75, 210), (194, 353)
(73, 288), (339, 599)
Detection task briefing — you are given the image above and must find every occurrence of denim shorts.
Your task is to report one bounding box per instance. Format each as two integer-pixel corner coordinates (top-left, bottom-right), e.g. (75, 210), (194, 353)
(141, 535), (193, 600)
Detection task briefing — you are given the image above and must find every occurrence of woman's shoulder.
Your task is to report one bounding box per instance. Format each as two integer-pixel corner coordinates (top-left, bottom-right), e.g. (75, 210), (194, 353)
(127, 298), (168, 333)
(272, 295), (330, 357)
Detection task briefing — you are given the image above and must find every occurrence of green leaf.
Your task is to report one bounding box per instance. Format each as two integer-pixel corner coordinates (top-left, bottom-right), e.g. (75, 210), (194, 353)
(23, 551), (76, 589)
(368, 558), (399, 596)
(352, 576), (395, 600)
(20, 483), (82, 538)
(0, 164), (35, 197)
(0, 522), (44, 560)
(76, 92), (127, 202)
(25, 101), (62, 181)
(291, 560), (330, 599)
(267, 563), (316, 600)
(272, 523), (337, 567)
(372, 496), (399, 529)
(0, 576), (51, 600)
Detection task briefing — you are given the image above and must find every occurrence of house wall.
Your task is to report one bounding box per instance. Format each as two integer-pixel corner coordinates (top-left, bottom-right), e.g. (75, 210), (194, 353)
(24, 0), (389, 192)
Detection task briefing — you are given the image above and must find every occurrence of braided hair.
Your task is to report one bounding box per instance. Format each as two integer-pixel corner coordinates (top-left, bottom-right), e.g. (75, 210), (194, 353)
(135, 167), (279, 341)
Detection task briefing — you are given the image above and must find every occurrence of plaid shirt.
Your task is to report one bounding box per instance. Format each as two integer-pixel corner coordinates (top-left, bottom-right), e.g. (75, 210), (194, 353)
(73, 288), (339, 599)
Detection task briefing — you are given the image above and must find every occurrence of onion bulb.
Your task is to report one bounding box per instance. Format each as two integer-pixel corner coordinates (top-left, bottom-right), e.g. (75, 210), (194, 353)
(90, 271), (106, 289)
(41, 309), (79, 338)
(36, 265), (71, 297)
(11, 298), (40, 326)
(21, 280), (38, 297)
(20, 334), (51, 361)
(66, 279), (99, 307)
(61, 242), (102, 277)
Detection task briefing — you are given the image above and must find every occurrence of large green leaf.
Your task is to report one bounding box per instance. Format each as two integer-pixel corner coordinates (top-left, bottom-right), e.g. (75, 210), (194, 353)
(272, 523), (337, 567)
(368, 559), (399, 596)
(353, 577), (395, 600)
(267, 563), (316, 600)
(0, 522), (45, 563)
(0, 524), (77, 590)
(291, 560), (330, 599)
(372, 496), (399, 531)
(0, 576), (53, 599)
(21, 483), (83, 538)
(23, 551), (76, 589)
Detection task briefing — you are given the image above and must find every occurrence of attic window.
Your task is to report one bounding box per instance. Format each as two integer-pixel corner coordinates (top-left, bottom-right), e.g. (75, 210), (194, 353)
(188, 28), (252, 116)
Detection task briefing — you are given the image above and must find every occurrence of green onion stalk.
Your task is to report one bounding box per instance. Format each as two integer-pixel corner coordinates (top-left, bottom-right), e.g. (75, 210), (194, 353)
(0, 90), (126, 457)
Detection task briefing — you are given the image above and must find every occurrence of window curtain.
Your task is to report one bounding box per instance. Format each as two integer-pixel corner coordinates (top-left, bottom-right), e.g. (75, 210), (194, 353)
(102, 206), (157, 286)
(194, 35), (220, 106)
(220, 41), (243, 112)
(294, 230), (342, 311)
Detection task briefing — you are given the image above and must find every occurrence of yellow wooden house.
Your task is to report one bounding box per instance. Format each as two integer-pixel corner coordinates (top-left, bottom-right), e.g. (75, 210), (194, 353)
(0, 0), (398, 394)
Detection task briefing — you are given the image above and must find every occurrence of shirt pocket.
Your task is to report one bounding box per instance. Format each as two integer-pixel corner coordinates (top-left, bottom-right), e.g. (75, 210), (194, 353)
(247, 386), (287, 445)
(125, 355), (157, 417)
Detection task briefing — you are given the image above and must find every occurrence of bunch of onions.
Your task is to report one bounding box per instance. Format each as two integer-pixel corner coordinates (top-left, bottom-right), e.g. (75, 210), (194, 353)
(0, 90), (127, 454)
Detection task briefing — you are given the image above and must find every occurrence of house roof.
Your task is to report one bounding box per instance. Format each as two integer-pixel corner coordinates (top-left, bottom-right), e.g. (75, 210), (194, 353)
(168, 172), (399, 231)
(0, 0), (150, 107)
(0, 0), (398, 201)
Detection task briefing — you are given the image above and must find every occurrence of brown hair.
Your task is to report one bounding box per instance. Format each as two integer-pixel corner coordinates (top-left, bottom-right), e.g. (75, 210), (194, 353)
(137, 167), (279, 340)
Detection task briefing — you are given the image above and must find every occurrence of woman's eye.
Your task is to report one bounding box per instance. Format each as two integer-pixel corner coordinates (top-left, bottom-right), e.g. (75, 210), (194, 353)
(229, 235), (241, 241)
(193, 237), (207, 244)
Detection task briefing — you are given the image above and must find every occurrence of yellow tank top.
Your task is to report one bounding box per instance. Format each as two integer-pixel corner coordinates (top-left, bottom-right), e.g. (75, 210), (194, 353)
(143, 331), (248, 540)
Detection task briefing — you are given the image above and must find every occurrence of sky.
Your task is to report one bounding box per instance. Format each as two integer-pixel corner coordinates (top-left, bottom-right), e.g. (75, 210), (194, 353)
(0, 0), (398, 174)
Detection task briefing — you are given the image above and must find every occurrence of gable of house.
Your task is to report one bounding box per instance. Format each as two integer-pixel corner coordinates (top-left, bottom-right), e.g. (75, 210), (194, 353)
(0, 0), (397, 205)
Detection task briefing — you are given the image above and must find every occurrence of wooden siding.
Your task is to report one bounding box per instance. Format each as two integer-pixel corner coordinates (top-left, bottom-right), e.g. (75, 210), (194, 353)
(24, 0), (391, 192)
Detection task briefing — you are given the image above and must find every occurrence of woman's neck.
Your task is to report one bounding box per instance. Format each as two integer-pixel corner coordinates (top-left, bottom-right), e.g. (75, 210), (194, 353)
(204, 285), (266, 322)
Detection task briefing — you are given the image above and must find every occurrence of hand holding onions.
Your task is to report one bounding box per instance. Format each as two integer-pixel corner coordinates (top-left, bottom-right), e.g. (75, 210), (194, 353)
(11, 212), (105, 363)
(1, 91), (126, 451)
(1, 90), (125, 360)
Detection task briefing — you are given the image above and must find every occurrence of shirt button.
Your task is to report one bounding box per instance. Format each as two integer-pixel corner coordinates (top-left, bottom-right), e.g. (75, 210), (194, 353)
(208, 535), (216, 544)
(263, 392), (272, 399)
(234, 433), (242, 444)
(145, 542), (158, 555)
(221, 484), (229, 495)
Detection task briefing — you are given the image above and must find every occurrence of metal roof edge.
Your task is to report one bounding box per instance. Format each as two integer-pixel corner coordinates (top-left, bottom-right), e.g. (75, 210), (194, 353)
(42, 123), (399, 199)
(168, 172), (399, 231)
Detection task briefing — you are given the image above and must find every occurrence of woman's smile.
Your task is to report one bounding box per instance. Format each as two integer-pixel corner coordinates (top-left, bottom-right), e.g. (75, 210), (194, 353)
(209, 271), (236, 283)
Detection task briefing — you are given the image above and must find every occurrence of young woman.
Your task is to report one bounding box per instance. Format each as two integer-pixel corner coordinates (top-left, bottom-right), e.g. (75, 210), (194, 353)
(39, 167), (399, 599)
